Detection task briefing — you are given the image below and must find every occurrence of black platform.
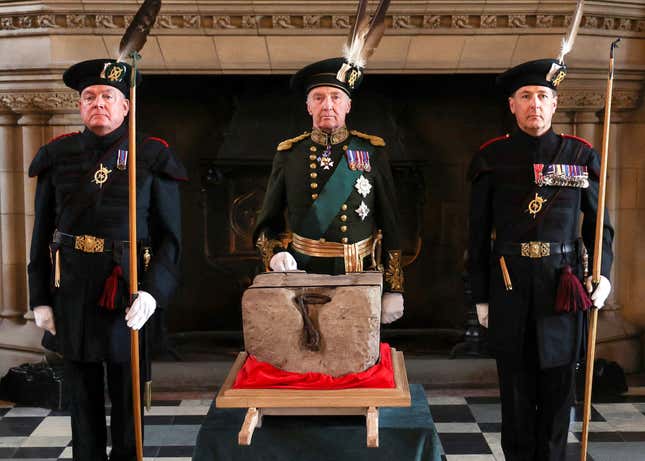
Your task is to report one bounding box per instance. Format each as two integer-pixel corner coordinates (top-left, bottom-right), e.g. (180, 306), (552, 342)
(192, 384), (441, 460)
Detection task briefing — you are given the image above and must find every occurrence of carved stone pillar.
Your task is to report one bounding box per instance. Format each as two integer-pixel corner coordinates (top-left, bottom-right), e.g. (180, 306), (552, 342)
(0, 111), (21, 318)
(556, 83), (644, 373)
(0, 90), (80, 320)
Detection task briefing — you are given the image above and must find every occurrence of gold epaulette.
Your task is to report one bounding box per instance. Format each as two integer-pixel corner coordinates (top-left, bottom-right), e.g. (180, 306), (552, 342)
(277, 132), (310, 151)
(350, 130), (386, 147)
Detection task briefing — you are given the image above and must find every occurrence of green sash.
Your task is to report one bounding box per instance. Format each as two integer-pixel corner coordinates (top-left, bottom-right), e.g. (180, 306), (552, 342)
(298, 139), (365, 242)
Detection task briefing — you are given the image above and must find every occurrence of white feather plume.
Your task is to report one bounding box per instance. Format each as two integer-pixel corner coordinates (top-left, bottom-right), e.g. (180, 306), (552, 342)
(343, 37), (368, 69)
(342, 0), (371, 69)
(557, 0), (585, 64)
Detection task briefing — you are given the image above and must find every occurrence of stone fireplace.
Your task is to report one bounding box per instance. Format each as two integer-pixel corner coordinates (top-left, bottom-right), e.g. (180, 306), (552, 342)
(0, 1), (643, 374)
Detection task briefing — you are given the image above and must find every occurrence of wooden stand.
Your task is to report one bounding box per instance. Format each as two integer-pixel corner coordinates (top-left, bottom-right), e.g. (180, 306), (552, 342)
(216, 348), (411, 448)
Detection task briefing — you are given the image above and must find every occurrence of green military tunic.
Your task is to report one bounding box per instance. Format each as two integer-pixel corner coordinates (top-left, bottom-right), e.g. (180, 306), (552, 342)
(254, 126), (404, 292)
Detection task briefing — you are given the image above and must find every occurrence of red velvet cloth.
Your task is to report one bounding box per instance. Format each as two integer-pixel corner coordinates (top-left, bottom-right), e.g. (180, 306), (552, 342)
(233, 342), (396, 390)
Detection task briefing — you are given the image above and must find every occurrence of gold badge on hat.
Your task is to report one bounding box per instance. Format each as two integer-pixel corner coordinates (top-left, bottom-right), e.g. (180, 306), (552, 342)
(92, 163), (112, 188)
(527, 193), (547, 218)
(100, 62), (127, 83)
(551, 69), (566, 87)
(347, 68), (361, 89)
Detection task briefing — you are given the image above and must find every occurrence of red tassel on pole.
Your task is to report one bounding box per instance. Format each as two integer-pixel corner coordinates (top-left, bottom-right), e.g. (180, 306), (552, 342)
(555, 265), (592, 313)
(99, 265), (123, 310)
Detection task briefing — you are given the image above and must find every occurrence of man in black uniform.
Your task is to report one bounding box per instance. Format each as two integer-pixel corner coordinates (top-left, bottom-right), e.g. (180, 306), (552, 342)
(254, 57), (405, 323)
(29, 59), (186, 461)
(467, 59), (614, 460)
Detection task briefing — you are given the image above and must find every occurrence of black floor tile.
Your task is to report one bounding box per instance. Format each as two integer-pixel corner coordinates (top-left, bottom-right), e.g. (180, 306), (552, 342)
(173, 415), (206, 425)
(572, 405), (605, 422)
(478, 422), (501, 433)
(618, 431), (645, 442)
(0, 417), (44, 437)
(12, 446), (64, 458)
(0, 448), (17, 458)
(143, 445), (160, 457)
(465, 396), (501, 404)
(0, 408), (11, 417)
(573, 431), (623, 442)
(144, 415), (174, 425)
(157, 445), (195, 456)
(429, 405), (476, 423)
(151, 400), (182, 406)
(438, 433), (491, 455)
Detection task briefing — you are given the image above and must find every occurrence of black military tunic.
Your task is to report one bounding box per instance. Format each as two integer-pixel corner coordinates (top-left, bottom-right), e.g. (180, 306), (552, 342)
(28, 122), (186, 461)
(28, 122), (186, 360)
(254, 126), (404, 292)
(468, 127), (613, 369)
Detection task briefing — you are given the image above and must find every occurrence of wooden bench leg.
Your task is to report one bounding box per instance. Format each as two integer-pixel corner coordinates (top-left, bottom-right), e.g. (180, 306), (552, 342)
(366, 406), (379, 448)
(238, 407), (259, 445)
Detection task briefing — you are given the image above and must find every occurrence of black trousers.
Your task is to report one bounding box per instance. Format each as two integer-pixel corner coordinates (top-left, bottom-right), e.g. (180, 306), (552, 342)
(496, 326), (576, 461)
(64, 360), (142, 461)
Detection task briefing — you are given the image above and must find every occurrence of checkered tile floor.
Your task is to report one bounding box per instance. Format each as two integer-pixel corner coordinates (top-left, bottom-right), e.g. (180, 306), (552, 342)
(2, 390), (645, 460)
(428, 392), (645, 461)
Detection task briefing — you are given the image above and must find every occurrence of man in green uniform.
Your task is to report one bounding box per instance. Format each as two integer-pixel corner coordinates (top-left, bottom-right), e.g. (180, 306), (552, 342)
(254, 57), (404, 323)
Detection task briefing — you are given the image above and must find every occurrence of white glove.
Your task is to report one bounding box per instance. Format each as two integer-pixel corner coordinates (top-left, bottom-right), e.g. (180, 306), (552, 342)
(381, 292), (404, 324)
(586, 275), (611, 309)
(475, 303), (489, 328)
(125, 291), (157, 330)
(33, 305), (56, 335)
(269, 252), (298, 271)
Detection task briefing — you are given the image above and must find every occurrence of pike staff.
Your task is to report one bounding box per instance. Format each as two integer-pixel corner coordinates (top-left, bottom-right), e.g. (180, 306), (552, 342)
(118, 1), (162, 459)
(127, 53), (143, 461)
(579, 37), (620, 461)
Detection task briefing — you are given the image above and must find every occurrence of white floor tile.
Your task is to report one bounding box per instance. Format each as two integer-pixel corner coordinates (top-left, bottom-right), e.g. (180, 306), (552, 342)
(29, 416), (71, 437)
(569, 421), (614, 432)
(483, 432), (505, 461)
(0, 436), (25, 447)
(20, 435), (72, 447)
(435, 422), (481, 433)
(4, 407), (51, 417)
(427, 395), (467, 405)
(145, 406), (209, 416)
(178, 400), (212, 407)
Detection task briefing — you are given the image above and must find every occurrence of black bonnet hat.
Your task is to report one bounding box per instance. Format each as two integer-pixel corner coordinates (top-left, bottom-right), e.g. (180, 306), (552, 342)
(63, 59), (141, 97)
(496, 58), (566, 96)
(290, 57), (364, 97)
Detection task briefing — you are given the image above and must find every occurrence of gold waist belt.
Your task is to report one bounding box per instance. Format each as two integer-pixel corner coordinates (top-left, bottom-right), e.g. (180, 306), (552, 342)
(291, 233), (373, 273)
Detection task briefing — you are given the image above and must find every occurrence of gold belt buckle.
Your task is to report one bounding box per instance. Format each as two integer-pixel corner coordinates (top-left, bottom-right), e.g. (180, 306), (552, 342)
(74, 235), (105, 253)
(521, 241), (550, 258)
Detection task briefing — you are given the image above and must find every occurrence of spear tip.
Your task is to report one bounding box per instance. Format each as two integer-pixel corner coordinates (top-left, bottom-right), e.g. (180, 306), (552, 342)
(610, 38), (621, 58)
